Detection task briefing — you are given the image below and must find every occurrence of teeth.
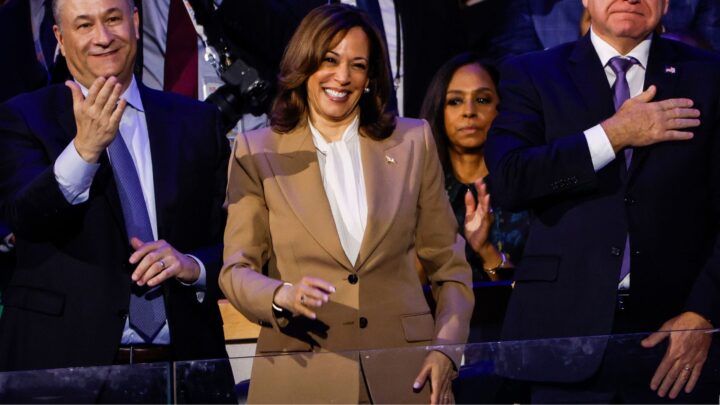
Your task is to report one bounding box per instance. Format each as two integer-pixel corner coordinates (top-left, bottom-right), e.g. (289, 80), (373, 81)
(324, 89), (348, 98)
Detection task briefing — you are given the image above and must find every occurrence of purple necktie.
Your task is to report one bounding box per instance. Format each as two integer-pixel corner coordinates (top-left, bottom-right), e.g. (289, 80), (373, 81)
(609, 56), (638, 282)
(108, 134), (167, 341)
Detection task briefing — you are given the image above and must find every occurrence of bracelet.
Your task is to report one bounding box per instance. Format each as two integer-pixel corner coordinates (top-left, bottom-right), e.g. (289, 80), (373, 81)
(483, 252), (507, 275)
(272, 282), (293, 312)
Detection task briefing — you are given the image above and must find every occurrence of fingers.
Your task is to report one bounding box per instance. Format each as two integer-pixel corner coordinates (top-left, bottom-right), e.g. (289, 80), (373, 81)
(641, 330), (668, 348)
(633, 85), (657, 103)
(412, 363), (430, 392)
(85, 76), (106, 106)
(66, 81), (84, 115)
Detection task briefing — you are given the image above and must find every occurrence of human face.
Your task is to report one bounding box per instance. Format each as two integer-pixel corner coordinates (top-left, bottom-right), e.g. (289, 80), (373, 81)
(443, 63), (498, 153)
(583, 0), (668, 53)
(54, 0), (139, 90)
(306, 26), (370, 133)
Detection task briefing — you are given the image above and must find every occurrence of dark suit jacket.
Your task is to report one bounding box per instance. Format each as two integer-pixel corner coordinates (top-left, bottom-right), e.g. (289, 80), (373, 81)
(485, 34), (720, 381)
(0, 0), (69, 104)
(0, 82), (230, 371)
(216, 0), (467, 118)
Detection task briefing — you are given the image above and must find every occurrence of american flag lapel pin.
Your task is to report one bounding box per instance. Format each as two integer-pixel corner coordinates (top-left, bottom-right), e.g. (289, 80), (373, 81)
(385, 155), (396, 164)
(665, 66), (676, 74)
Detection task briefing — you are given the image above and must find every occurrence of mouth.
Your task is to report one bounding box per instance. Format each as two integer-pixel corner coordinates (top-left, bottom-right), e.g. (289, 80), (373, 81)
(323, 87), (350, 101)
(458, 125), (481, 133)
(90, 49), (120, 58)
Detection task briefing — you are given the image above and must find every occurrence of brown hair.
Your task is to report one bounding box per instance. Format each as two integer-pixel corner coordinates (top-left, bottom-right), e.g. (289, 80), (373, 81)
(270, 4), (396, 139)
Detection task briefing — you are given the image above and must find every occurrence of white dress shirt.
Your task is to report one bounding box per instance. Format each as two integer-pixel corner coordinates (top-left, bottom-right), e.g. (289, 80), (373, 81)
(53, 77), (206, 344)
(309, 116), (368, 266)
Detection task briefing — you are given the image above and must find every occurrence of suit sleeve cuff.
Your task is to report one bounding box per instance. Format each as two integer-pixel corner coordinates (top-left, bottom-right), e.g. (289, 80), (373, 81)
(54, 141), (100, 204)
(182, 254), (206, 303)
(584, 125), (616, 172)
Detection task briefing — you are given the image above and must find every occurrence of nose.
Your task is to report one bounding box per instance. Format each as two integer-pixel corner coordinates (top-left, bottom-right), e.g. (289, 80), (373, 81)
(93, 23), (113, 47)
(462, 98), (478, 118)
(333, 63), (351, 85)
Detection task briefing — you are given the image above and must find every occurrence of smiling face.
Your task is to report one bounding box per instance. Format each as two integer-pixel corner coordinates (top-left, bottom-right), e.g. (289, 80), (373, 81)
(443, 63), (498, 153)
(54, 0), (139, 90)
(306, 26), (370, 132)
(583, 0), (668, 52)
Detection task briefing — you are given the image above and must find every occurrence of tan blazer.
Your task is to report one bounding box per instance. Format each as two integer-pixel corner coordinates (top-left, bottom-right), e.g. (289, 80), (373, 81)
(221, 117), (474, 403)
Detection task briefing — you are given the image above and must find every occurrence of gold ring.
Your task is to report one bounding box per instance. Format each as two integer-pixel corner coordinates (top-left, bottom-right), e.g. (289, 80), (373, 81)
(683, 365), (692, 371)
(159, 259), (166, 270)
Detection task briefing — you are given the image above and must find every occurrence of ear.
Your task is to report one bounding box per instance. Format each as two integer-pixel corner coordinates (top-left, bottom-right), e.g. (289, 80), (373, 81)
(53, 25), (65, 56)
(133, 6), (140, 39)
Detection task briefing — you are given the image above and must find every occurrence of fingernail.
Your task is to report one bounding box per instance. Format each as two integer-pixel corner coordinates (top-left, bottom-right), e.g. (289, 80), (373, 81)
(413, 382), (421, 389)
(330, 286), (336, 293)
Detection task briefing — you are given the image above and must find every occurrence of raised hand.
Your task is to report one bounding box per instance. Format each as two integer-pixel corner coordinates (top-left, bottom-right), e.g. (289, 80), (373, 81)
(67, 76), (127, 163)
(464, 178), (493, 253)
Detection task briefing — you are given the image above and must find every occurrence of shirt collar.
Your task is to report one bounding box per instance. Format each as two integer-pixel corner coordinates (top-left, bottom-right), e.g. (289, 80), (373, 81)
(589, 26), (652, 69)
(309, 115), (360, 154)
(76, 75), (145, 112)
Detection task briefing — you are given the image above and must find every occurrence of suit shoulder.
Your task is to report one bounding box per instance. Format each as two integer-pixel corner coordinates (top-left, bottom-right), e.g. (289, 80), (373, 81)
(140, 85), (217, 117)
(2, 84), (67, 112)
(240, 125), (280, 151)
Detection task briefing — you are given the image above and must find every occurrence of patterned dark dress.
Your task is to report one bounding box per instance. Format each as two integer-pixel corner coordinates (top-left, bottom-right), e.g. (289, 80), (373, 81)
(445, 173), (530, 282)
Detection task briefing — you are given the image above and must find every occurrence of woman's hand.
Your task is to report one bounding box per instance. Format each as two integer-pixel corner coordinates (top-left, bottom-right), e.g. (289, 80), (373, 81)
(413, 350), (456, 404)
(273, 276), (336, 319)
(464, 179), (493, 253)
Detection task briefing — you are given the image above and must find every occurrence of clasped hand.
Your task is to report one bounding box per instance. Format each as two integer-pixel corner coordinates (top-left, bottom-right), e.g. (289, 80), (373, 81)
(129, 237), (200, 287)
(66, 76), (127, 163)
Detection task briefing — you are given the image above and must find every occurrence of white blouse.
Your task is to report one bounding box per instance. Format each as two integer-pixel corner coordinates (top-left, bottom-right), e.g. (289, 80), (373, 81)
(309, 116), (368, 266)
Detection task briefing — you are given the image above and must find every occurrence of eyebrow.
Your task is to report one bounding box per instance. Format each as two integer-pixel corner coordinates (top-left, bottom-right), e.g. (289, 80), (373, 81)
(71, 7), (123, 24)
(326, 50), (368, 62)
(446, 87), (496, 94)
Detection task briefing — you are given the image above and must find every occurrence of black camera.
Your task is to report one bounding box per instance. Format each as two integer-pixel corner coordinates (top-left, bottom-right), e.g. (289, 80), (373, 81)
(206, 57), (270, 133)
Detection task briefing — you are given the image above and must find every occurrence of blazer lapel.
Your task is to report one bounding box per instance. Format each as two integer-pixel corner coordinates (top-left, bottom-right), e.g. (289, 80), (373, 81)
(354, 130), (409, 271)
(140, 86), (178, 240)
(568, 34), (616, 120)
(628, 37), (679, 177)
(266, 125), (353, 271)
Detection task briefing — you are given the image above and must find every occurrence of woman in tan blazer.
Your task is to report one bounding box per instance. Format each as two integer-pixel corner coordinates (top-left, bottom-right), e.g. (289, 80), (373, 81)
(220, 5), (474, 404)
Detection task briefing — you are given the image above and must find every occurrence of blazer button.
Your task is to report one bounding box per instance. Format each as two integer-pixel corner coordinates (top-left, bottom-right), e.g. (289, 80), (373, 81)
(610, 247), (621, 256)
(359, 317), (368, 328)
(348, 274), (359, 284)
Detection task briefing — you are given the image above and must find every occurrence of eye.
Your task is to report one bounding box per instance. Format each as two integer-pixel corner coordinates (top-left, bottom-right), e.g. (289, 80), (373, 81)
(323, 56), (337, 64)
(77, 22), (92, 30)
(476, 96), (493, 105)
(353, 62), (368, 70)
(107, 16), (122, 23)
(446, 97), (463, 106)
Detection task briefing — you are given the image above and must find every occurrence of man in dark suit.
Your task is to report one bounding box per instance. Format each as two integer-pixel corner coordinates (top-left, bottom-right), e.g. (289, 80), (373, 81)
(0, 0), (231, 382)
(486, 0), (719, 401)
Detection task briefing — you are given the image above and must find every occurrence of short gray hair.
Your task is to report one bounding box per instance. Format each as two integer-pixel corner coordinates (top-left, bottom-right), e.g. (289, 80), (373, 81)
(52, 0), (136, 30)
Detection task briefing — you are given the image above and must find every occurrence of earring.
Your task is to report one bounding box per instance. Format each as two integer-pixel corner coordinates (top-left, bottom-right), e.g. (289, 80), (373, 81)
(363, 87), (370, 94)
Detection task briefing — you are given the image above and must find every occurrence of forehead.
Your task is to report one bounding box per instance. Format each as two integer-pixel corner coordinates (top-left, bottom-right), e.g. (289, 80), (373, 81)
(449, 64), (493, 87)
(58, 0), (131, 20)
(327, 26), (369, 54)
